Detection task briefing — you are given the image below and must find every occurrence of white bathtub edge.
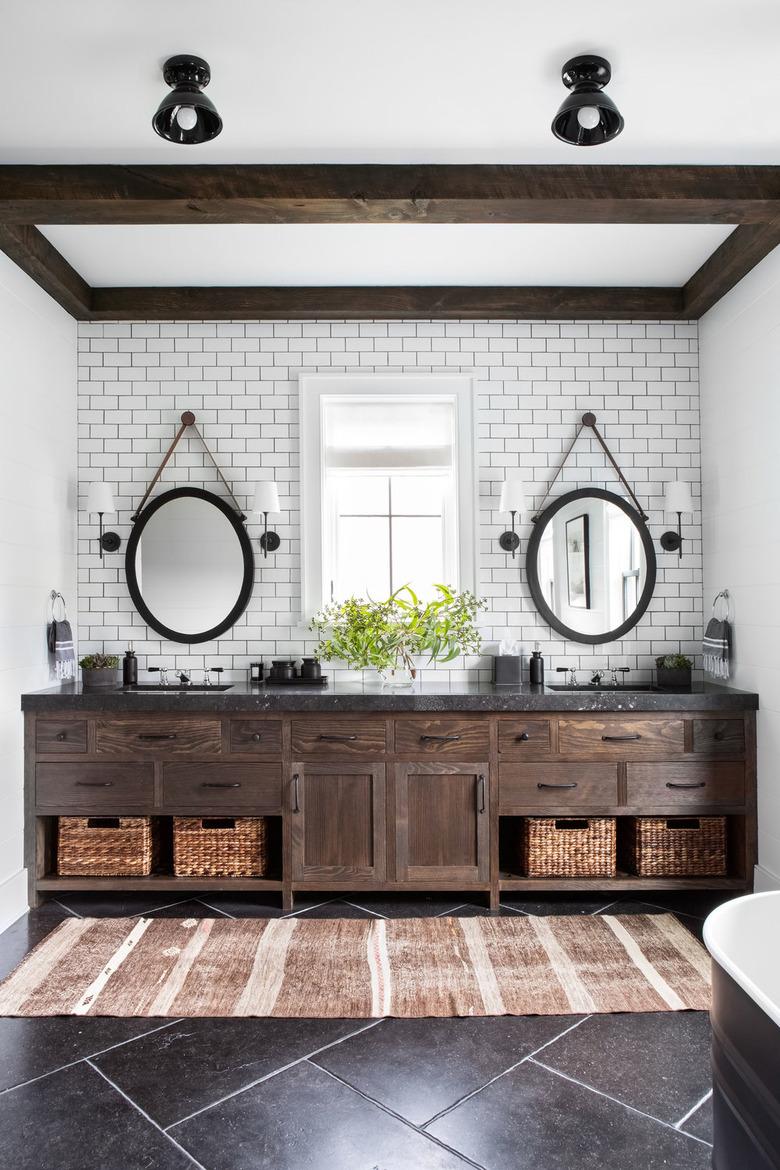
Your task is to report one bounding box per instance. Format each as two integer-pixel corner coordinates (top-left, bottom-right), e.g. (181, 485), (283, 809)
(704, 891), (780, 1031)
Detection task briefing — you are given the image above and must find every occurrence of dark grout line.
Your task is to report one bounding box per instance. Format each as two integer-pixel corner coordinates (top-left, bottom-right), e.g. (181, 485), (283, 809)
(165, 1018), (384, 1130)
(529, 1058), (713, 1149)
(87, 1059), (209, 1169)
(421, 1014), (592, 1128)
(311, 1060), (488, 1170)
(0, 1018), (184, 1099)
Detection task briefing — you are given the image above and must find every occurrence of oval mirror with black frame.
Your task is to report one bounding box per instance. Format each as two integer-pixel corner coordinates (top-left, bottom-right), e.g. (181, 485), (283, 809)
(125, 487), (254, 644)
(526, 488), (656, 644)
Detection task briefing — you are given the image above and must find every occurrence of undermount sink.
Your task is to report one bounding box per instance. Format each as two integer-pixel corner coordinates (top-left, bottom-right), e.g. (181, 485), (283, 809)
(122, 684), (234, 692)
(547, 683), (656, 692)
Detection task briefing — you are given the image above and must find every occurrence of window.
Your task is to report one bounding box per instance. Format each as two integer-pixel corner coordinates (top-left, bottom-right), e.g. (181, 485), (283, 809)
(300, 375), (476, 617)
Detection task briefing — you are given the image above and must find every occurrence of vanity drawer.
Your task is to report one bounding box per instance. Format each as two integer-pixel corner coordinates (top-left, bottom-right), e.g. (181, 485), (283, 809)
(36, 763), (155, 813)
(228, 719), (283, 755)
(162, 763), (283, 813)
(626, 763), (745, 808)
(498, 719), (552, 759)
(693, 718), (745, 759)
(95, 717), (222, 756)
(36, 720), (88, 754)
(558, 717), (685, 758)
(291, 718), (386, 757)
(394, 717), (490, 757)
(499, 764), (618, 812)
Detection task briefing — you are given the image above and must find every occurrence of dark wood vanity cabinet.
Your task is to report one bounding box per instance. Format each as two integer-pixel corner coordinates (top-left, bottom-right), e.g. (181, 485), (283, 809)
(290, 761), (386, 883)
(23, 703), (757, 912)
(395, 762), (489, 884)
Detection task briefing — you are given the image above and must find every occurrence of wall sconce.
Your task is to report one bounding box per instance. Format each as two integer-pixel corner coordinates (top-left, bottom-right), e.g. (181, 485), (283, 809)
(660, 480), (694, 558)
(498, 478), (526, 558)
(253, 481), (281, 558)
(85, 482), (121, 560)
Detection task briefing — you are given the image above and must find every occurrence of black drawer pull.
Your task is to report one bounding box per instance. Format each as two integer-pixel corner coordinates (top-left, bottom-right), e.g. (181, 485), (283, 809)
(202, 782), (241, 789)
(477, 774), (486, 813)
(318, 734), (357, 742)
(516, 732), (530, 742)
(420, 734), (461, 742)
(76, 781), (114, 788)
(666, 781), (706, 789)
(602, 734), (642, 742)
(537, 782), (578, 790)
(292, 773), (300, 813)
(138, 733), (178, 741)
(55, 732), (67, 742)
(251, 733), (263, 742)
(713, 731), (724, 741)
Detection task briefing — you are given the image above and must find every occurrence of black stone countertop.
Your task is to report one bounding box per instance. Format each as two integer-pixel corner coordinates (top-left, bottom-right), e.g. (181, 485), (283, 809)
(21, 680), (759, 713)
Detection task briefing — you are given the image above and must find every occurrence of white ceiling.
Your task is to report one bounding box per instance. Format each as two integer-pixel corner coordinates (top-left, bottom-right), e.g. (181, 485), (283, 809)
(2, 0), (777, 164)
(39, 224), (734, 287)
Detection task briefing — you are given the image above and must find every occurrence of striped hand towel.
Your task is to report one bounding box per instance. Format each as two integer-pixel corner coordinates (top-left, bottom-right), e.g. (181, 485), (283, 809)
(703, 617), (731, 680)
(47, 619), (76, 681)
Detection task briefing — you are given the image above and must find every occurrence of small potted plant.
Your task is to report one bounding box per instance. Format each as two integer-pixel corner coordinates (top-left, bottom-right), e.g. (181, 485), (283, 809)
(79, 653), (120, 689)
(655, 653), (693, 691)
(311, 585), (486, 688)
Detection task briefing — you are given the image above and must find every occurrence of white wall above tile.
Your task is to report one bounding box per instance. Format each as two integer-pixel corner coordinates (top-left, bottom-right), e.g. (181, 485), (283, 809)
(77, 318), (702, 686)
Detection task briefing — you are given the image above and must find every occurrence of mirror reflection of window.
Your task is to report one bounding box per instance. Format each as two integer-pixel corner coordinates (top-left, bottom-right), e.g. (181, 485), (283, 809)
(529, 491), (650, 642)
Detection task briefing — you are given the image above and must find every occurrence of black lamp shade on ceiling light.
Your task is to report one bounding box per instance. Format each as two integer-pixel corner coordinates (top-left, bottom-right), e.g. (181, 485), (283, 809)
(153, 55), (223, 145)
(551, 54), (624, 146)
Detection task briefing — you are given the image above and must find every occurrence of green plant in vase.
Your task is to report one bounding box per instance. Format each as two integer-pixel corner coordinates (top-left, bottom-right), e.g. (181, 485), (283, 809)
(310, 585), (487, 687)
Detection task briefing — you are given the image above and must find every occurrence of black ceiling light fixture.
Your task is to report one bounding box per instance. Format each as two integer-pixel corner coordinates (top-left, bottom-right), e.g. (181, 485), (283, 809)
(152, 54), (223, 145)
(551, 54), (624, 146)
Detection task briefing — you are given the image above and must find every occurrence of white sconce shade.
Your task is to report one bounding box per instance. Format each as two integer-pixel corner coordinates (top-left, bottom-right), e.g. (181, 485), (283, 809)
(85, 481), (116, 515)
(499, 478), (526, 514)
(252, 481), (281, 515)
(664, 480), (694, 516)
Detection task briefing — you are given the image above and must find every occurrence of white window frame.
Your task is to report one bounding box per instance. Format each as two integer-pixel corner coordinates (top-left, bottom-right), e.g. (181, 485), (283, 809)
(299, 373), (478, 621)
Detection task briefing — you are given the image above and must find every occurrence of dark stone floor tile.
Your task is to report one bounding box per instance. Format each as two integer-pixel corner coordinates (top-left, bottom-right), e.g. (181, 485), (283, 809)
(313, 1014), (581, 1125)
(0, 1017), (176, 1093)
(145, 898), (231, 919)
(637, 891), (738, 920)
(680, 1093), (713, 1143)
(0, 904), (71, 982)
(500, 893), (618, 916)
(345, 893), (475, 918)
(446, 903), (517, 917)
(428, 1057), (711, 1169)
(174, 1058), (472, 1169)
(293, 900), (379, 919)
(192, 892), (286, 918)
(52, 892), (197, 918)
(0, 1062), (192, 1170)
(539, 1011), (712, 1125)
(95, 1016), (378, 1127)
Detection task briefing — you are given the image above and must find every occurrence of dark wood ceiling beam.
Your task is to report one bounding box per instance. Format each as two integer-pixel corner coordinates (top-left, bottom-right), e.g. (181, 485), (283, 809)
(682, 220), (780, 318)
(1, 165), (780, 225)
(0, 224), (92, 317)
(87, 285), (684, 322)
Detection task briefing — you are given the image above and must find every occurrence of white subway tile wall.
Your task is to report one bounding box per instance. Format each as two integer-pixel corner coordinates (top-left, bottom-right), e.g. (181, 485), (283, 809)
(77, 319), (701, 685)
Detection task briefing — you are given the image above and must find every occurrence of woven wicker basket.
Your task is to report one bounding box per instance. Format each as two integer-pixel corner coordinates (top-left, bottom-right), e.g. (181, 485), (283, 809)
(173, 816), (269, 877)
(625, 816), (727, 876)
(521, 816), (616, 877)
(57, 816), (155, 877)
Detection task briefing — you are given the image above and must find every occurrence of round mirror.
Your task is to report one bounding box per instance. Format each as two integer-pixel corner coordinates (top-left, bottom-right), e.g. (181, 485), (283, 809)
(125, 487), (254, 643)
(526, 488), (656, 644)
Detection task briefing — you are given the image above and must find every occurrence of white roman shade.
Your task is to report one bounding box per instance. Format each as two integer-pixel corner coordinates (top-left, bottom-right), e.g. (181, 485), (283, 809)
(322, 397), (456, 470)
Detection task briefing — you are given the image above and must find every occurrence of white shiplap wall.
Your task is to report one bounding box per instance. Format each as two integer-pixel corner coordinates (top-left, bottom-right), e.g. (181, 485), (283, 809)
(77, 319), (702, 685)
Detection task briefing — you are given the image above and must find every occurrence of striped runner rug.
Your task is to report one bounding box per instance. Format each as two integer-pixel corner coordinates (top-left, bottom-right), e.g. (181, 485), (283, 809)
(0, 913), (710, 1017)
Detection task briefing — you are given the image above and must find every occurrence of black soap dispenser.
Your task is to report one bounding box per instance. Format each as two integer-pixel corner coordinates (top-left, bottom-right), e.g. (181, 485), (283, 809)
(529, 642), (545, 686)
(122, 644), (138, 687)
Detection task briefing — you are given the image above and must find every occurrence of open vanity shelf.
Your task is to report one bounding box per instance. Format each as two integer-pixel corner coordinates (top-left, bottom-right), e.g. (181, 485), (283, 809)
(22, 691), (758, 912)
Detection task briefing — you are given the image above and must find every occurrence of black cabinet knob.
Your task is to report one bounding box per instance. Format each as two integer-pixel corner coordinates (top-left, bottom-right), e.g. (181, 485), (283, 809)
(251, 733), (262, 742)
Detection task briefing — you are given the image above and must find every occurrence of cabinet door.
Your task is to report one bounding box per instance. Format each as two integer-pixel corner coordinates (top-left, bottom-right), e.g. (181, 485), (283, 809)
(291, 762), (386, 883)
(395, 763), (489, 884)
